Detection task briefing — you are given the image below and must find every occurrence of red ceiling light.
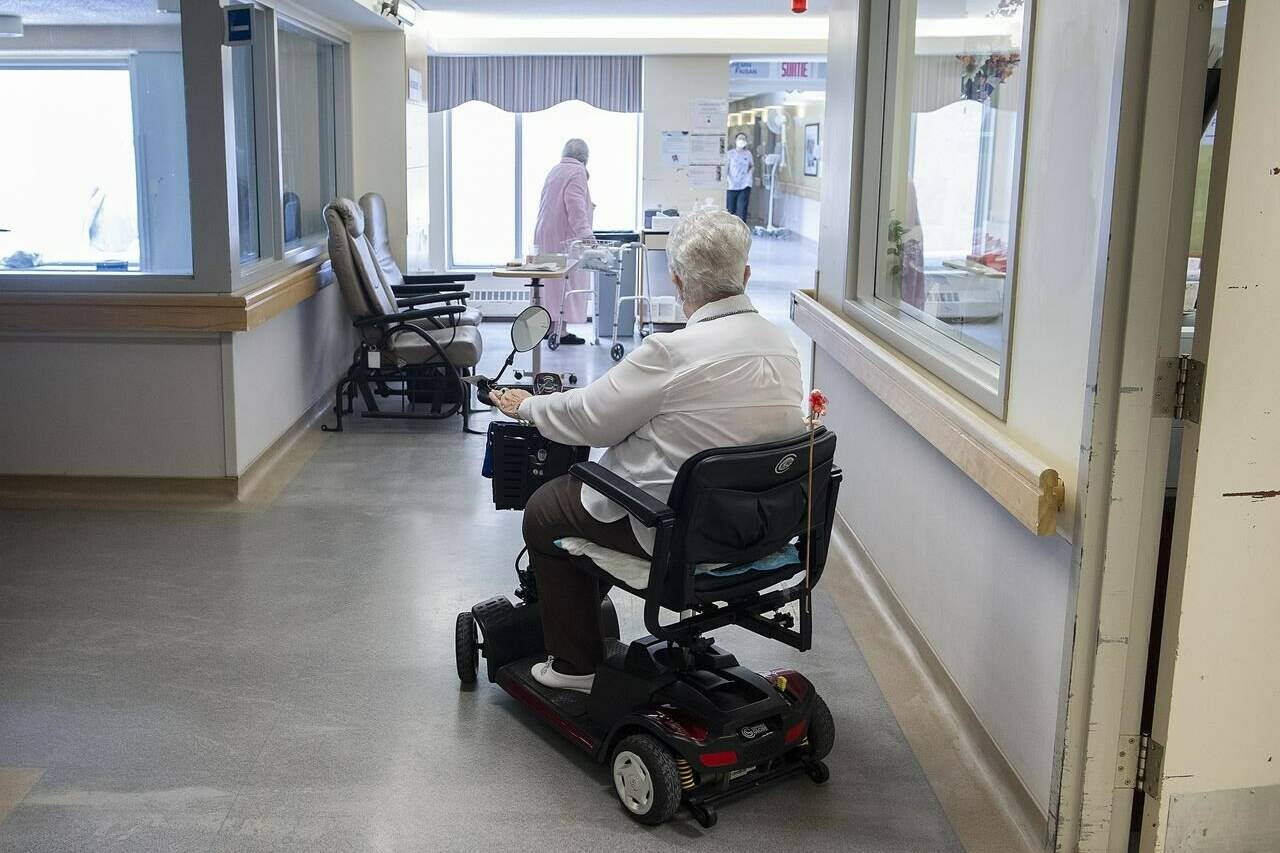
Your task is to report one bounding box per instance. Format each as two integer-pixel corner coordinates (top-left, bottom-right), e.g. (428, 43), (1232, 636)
(792, 0), (808, 12)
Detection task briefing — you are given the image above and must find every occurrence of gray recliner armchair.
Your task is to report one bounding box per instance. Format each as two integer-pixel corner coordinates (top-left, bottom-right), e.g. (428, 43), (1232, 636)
(358, 192), (483, 329)
(323, 197), (483, 433)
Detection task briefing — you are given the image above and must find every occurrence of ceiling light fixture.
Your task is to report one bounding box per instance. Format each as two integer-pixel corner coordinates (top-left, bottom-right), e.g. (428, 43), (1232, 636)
(0, 14), (23, 37)
(381, 0), (418, 27)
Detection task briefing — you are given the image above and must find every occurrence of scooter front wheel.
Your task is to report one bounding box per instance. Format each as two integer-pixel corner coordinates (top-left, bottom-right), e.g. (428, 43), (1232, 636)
(547, 333), (561, 351)
(610, 343), (625, 362)
(455, 612), (480, 686)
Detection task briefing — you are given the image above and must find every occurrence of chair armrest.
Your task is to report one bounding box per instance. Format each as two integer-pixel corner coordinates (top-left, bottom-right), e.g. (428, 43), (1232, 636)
(403, 272), (476, 285)
(570, 462), (674, 528)
(393, 283), (467, 295)
(353, 305), (464, 329)
(396, 291), (471, 308)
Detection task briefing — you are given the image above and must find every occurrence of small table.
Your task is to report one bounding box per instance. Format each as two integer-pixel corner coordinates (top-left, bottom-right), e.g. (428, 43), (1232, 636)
(490, 260), (579, 375)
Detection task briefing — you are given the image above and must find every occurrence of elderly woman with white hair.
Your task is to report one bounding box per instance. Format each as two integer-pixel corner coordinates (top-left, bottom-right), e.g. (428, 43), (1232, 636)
(491, 208), (804, 693)
(531, 138), (595, 344)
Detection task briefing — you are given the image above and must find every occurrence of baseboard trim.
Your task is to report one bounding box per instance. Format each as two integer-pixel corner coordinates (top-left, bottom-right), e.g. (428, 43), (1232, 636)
(0, 474), (239, 506)
(233, 390), (333, 504)
(826, 511), (1047, 853)
(0, 387), (334, 509)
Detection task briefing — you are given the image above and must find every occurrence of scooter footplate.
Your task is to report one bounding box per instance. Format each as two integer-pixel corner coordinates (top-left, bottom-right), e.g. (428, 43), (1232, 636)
(502, 659), (590, 717)
(497, 657), (604, 755)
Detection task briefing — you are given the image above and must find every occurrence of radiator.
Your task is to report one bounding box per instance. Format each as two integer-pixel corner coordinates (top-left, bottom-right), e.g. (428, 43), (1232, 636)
(471, 288), (595, 321)
(470, 287), (531, 320)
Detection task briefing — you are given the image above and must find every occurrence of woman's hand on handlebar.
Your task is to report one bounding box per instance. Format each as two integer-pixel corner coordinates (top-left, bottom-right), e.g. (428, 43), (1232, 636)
(491, 387), (532, 419)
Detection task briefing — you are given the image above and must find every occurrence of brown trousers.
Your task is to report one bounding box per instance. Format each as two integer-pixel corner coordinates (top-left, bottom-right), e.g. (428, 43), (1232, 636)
(522, 475), (648, 674)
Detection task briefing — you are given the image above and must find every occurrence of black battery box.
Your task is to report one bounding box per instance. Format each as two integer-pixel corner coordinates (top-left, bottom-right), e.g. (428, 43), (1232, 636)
(485, 422), (589, 510)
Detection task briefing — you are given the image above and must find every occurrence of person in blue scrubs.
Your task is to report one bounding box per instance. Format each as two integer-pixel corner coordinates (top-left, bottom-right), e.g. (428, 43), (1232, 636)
(725, 132), (754, 222)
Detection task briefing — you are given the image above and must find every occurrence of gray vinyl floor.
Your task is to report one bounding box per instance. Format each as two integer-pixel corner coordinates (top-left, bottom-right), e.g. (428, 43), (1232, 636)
(0, 239), (965, 852)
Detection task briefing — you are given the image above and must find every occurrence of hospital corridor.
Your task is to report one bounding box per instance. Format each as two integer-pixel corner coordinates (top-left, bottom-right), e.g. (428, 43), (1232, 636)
(0, 2), (1277, 852)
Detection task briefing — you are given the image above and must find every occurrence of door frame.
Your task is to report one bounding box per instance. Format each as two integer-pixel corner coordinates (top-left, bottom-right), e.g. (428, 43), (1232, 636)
(1046, 1), (1214, 850)
(1140, 0), (1280, 847)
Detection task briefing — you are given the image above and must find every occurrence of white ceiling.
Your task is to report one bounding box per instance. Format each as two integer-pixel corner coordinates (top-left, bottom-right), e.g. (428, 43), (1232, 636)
(0, 0), (175, 26)
(415, 0), (829, 16)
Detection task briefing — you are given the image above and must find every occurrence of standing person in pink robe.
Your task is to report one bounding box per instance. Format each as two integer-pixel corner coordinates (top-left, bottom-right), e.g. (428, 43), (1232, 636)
(533, 138), (595, 344)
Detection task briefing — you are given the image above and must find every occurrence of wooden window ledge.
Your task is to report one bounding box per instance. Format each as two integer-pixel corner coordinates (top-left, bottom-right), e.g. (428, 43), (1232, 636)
(0, 261), (330, 334)
(792, 289), (1066, 537)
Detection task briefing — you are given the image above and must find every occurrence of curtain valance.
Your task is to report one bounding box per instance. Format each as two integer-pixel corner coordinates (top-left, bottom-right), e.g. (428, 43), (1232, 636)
(427, 55), (643, 114)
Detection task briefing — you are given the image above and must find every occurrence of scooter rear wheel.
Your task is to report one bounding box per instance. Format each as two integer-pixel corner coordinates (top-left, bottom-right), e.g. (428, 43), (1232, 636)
(455, 612), (479, 685)
(807, 691), (835, 761)
(611, 734), (682, 825)
(610, 343), (625, 362)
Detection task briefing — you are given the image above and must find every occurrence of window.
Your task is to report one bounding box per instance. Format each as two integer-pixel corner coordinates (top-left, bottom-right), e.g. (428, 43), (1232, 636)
(0, 56), (193, 275)
(849, 0), (1032, 415)
(277, 21), (339, 250)
(448, 101), (517, 267)
(447, 100), (640, 267)
(520, 101), (640, 255)
(231, 45), (262, 264)
(225, 8), (349, 274)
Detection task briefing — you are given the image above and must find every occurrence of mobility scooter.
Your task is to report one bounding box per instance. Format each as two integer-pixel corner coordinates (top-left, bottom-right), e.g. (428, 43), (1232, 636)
(457, 307), (843, 827)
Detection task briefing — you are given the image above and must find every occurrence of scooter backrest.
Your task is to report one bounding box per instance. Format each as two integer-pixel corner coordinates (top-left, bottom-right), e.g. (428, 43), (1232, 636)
(662, 429), (839, 603)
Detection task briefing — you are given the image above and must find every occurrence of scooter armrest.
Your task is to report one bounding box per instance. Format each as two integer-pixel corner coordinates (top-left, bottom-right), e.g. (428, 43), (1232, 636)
(569, 462), (674, 528)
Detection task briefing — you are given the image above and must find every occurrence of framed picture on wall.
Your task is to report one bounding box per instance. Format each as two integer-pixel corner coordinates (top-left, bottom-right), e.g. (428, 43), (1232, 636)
(804, 123), (821, 177)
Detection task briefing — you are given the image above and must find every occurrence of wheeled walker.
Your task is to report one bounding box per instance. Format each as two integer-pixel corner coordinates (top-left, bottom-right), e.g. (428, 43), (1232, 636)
(553, 239), (651, 363)
(458, 327), (843, 826)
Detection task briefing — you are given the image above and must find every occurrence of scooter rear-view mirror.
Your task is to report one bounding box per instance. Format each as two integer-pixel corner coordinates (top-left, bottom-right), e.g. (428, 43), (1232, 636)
(511, 305), (552, 353)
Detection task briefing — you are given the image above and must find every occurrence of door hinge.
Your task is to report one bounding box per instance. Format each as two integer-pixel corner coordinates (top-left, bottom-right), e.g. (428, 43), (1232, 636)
(1116, 733), (1164, 798)
(1152, 355), (1204, 423)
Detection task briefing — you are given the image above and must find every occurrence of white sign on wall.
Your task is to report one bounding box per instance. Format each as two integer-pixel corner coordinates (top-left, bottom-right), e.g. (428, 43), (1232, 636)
(690, 98), (729, 131)
(689, 134), (725, 165)
(661, 131), (691, 166)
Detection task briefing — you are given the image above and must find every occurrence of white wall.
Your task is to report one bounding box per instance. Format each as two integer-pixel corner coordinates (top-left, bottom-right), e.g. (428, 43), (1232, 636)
(351, 31), (410, 270)
(420, 21), (825, 57)
(0, 283), (354, 482)
(228, 281), (354, 474)
(640, 56), (731, 215)
(0, 11), (398, 484)
(774, 189), (821, 243)
(10, 25), (180, 51)
(813, 0), (1126, 813)
(406, 34), (432, 272)
(0, 333), (227, 478)
(816, 350), (1072, 808)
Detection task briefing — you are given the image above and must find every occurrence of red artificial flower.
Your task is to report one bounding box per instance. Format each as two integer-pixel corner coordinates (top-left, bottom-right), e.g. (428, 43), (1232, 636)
(808, 388), (829, 420)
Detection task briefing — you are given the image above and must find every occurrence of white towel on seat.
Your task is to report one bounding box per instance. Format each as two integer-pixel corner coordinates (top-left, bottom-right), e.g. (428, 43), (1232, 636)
(555, 537), (654, 589)
(553, 538), (801, 591)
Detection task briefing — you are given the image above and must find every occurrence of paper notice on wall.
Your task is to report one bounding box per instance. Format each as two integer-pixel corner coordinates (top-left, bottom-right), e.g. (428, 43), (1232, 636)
(661, 131), (691, 166)
(690, 98), (728, 131)
(688, 165), (723, 187)
(689, 133), (725, 165)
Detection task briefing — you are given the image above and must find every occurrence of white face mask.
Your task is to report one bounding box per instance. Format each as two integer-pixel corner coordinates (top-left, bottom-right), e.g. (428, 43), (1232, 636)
(735, 138), (748, 149)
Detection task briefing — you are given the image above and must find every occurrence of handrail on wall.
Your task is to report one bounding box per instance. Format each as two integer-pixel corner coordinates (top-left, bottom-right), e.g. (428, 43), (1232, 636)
(792, 289), (1066, 537)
